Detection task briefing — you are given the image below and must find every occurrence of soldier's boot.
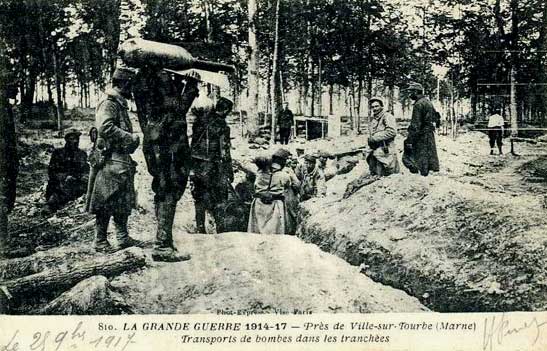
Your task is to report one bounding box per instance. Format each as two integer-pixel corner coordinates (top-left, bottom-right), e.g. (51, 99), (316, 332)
(194, 201), (207, 234)
(114, 215), (143, 250)
(152, 200), (191, 263)
(212, 203), (227, 234)
(94, 212), (113, 253)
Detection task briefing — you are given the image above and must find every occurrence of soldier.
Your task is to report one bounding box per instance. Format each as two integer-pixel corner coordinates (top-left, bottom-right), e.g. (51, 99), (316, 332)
(190, 97), (234, 234)
(404, 82), (440, 176)
(277, 102), (294, 145)
(86, 67), (141, 253)
(132, 69), (199, 262)
(296, 154), (326, 201)
(45, 128), (89, 213)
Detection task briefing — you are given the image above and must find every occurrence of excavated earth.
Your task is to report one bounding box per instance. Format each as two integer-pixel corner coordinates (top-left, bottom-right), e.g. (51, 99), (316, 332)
(11, 117), (547, 314)
(110, 233), (428, 314)
(299, 132), (547, 312)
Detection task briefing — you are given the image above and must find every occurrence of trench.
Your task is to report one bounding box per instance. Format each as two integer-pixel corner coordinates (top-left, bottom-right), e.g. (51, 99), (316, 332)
(297, 203), (545, 313)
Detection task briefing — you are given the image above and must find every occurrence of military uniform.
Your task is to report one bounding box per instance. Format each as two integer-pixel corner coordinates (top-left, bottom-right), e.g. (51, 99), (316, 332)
(295, 156), (326, 201)
(277, 107), (294, 145)
(366, 110), (399, 176)
(190, 99), (234, 233)
(87, 86), (139, 251)
(45, 130), (89, 212)
(133, 70), (198, 255)
(406, 95), (440, 176)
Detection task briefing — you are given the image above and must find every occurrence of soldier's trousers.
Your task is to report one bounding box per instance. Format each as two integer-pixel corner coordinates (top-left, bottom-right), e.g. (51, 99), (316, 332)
(154, 192), (179, 249)
(194, 198), (226, 234)
(95, 209), (129, 243)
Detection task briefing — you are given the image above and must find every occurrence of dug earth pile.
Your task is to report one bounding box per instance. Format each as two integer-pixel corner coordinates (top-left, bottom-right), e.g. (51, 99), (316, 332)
(111, 233), (428, 314)
(299, 132), (547, 312)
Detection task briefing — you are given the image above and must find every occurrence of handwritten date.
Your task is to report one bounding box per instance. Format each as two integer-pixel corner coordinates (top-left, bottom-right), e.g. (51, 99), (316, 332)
(1, 322), (136, 351)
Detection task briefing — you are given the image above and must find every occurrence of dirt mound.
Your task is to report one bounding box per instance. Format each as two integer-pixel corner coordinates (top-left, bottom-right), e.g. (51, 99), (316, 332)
(299, 170), (547, 312)
(110, 233), (428, 314)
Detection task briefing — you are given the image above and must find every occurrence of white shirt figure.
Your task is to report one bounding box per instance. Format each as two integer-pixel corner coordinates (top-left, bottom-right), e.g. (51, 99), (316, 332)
(487, 114), (505, 128)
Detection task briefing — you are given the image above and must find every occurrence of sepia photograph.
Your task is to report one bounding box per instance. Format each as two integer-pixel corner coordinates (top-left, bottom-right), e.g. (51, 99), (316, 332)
(0, 0), (546, 337)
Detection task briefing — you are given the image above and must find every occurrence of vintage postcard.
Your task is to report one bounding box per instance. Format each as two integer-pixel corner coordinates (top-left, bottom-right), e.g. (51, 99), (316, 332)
(0, 0), (546, 350)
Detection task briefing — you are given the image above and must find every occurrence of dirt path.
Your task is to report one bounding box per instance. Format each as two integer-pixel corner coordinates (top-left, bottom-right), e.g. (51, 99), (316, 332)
(110, 233), (428, 314)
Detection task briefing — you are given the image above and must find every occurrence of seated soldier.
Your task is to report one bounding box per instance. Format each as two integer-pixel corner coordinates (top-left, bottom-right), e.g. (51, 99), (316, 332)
(45, 128), (90, 213)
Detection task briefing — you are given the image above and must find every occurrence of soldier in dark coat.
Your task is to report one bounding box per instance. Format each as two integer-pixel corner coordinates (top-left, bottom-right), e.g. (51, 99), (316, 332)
(190, 97), (234, 234)
(45, 128), (89, 213)
(133, 69), (199, 262)
(404, 82), (440, 176)
(86, 67), (140, 252)
(277, 102), (294, 145)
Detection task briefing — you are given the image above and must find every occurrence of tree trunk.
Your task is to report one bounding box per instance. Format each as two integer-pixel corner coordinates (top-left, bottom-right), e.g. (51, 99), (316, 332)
(328, 83), (333, 115)
(37, 276), (123, 315)
(317, 57), (322, 117)
(53, 51), (64, 133)
(0, 46), (10, 256)
(270, 0), (281, 144)
(247, 0), (260, 139)
(0, 247), (146, 300)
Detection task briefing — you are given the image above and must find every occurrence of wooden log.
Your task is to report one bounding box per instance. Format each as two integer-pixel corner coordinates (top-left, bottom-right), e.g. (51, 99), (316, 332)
(37, 276), (118, 315)
(1, 247), (146, 298)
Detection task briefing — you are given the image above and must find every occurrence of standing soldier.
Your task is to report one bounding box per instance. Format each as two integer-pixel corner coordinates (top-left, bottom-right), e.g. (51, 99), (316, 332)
(190, 97), (234, 234)
(277, 102), (294, 145)
(132, 69), (199, 262)
(86, 67), (141, 253)
(404, 82), (439, 176)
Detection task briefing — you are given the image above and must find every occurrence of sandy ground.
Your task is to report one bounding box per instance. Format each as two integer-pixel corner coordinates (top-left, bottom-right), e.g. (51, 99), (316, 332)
(300, 131), (547, 312)
(10, 115), (547, 313)
(110, 233), (427, 314)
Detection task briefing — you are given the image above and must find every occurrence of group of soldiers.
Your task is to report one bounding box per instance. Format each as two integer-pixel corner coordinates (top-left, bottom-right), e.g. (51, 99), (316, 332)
(44, 69), (440, 260)
(45, 67), (234, 262)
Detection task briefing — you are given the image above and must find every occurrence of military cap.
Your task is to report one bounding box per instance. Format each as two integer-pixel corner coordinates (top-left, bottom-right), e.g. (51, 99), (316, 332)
(273, 148), (292, 160)
(404, 82), (424, 91)
(216, 96), (234, 112)
(304, 154), (317, 162)
(64, 128), (81, 138)
(112, 66), (136, 81)
(369, 96), (384, 107)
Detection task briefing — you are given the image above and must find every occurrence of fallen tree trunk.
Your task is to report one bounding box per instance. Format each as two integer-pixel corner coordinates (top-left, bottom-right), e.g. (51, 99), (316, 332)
(37, 275), (126, 315)
(1, 247), (146, 298)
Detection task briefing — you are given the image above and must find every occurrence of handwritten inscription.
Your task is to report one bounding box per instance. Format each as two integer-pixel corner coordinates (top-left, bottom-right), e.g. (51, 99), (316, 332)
(1, 322), (136, 351)
(482, 313), (547, 351)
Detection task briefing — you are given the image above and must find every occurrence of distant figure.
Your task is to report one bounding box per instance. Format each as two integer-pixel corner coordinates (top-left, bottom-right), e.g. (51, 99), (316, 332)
(248, 156), (290, 234)
(296, 154), (326, 201)
(487, 108), (504, 155)
(277, 102), (294, 145)
(190, 97), (234, 234)
(404, 82), (439, 176)
(45, 128), (89, 213)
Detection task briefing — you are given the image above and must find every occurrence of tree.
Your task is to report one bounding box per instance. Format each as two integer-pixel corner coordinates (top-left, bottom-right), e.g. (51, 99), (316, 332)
(247, 0), (260, 139)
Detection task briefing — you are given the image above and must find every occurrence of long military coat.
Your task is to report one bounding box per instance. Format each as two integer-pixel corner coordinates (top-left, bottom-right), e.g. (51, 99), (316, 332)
(406, 95), (440, 176)
(87, 88), (139, 215)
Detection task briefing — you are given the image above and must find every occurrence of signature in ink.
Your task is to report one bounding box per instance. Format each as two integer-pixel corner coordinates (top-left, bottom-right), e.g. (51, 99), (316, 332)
(482, 313), (547, 351)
